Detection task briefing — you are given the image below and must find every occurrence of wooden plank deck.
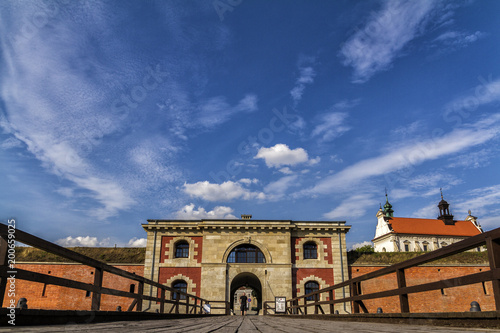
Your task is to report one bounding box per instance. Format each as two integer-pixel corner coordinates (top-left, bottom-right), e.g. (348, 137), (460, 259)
(1, 316), (500, 332)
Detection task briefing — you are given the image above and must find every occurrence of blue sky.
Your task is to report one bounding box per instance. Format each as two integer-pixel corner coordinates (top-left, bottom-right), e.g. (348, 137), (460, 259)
(1, 0), (499, 249)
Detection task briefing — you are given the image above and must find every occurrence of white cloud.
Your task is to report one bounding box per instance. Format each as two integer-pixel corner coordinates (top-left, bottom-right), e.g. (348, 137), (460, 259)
(128, 140), (181, 185)
(197, 94), (258, 128)
(433, 31), (484, 47)
(239, 178), (259, 185)
(308, 157), (321, 165)
(312, 112), (350, 142)
(264, 175), (298, 200)
(56, 236), (111, 247)
(290, 66), (316, 104)
(279, 167), (293, 174)
(0, 3), (249, 221)
(306, 115), (500, 195)
(330, 155), (343, 163)
(0, 5), (139, 220)
(457, 185), (500, 216)
(476, 215), (500, 230)
(183, 180), (265, 202)
(411, 203), (438, 219)
(391, 121), (424, 139)
(55, 187), (74, 197)
(407, 172), (461, 189)
(1, 137), (23, 149)
(175, 203), (237, 219)
(447, 149), (491, 169)
(324, 194), (377, 219)
(255, 144), (309, 168)
(340, 0), (436, 83)
(445, 78), (500, 119)
(71, 176), (136, 220)
(351, 241), (373, 251)
(127, 237), (147, 247)
(391, 188), (415, 200)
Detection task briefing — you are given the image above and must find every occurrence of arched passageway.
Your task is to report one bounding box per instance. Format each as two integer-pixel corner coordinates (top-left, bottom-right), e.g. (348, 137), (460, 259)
(230, 272), (262, 315)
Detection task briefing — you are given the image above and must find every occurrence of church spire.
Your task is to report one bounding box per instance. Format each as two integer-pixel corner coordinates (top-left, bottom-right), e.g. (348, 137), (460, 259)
(437, 188), (454, 225)
(383, 190), (394, 217)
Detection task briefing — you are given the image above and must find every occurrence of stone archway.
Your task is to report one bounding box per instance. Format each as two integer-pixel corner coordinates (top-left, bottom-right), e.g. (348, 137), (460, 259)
(230, 272), (262, 315)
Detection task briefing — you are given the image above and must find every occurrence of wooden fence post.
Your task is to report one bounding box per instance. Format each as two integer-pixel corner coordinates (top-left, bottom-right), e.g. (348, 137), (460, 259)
(136, 281), (144, 312)
(303, 297), (307, 315)
(91, 267), (103, 311)
(486, 236), (500, 311)
(329, 289), (334, 314)
(397, 269), (409, 313)
(351, 282), (359, 313)
(160, 288), (165, 313)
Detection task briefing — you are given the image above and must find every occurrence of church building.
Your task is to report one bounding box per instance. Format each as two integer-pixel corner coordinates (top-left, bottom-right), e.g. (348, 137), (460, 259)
(142, 215), (350, 314)
(372, 192), (483, 252)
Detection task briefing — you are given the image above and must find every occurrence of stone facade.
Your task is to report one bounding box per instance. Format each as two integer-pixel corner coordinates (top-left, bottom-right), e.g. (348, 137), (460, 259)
(142, 218), (351, 314)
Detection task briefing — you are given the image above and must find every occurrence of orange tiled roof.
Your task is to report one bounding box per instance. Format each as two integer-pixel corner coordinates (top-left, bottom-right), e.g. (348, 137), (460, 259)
(387, 217), (481, 237)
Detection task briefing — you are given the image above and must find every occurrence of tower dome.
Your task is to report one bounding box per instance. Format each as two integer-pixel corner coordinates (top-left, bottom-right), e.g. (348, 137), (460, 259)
(383, 193), (394, 218)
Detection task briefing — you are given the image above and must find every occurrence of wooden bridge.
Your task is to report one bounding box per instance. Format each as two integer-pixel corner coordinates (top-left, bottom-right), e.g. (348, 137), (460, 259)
(1, 223), (500, 331)
(1, 315), (500, 332)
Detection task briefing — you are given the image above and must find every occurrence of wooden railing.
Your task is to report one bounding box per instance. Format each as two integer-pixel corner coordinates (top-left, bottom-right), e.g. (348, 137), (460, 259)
(0, 223), (229, 314)
(264, 226), (500, 315)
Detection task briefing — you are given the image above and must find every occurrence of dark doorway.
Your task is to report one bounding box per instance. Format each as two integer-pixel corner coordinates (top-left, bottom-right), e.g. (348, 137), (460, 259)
(230, 272), (262, 315)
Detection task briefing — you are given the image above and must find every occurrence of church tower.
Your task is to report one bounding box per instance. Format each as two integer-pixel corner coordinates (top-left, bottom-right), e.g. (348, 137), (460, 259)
(383, 193), (394, 218)
(437, 189), (454, 225)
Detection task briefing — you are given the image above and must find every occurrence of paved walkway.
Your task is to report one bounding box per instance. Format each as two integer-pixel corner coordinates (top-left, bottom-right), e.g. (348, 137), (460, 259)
(2, 316), (500, 332)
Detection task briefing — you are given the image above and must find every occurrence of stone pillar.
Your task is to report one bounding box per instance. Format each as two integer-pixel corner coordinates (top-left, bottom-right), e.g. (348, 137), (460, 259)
(331, 230), (350, 314)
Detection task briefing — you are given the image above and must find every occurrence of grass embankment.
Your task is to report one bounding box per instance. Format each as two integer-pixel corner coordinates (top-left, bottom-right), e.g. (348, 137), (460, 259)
(348, 251), (489, 265)
(15, 247), (145, 264)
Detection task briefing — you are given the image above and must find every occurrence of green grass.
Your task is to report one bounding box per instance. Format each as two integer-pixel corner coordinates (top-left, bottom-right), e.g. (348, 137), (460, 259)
(348, 250), (489, 265)
(15, 247), (145, 264)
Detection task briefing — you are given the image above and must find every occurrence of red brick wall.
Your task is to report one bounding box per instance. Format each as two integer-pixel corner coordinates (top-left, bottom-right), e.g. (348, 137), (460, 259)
(349, 266), (495, 313)
(294, 268), (334, 299)
(2, 264), (143, 311)
(158, 267), (202, 297)
(160, 236), (174, 262)
(160, 236), (203, 263)
(7, 263), (494, 313)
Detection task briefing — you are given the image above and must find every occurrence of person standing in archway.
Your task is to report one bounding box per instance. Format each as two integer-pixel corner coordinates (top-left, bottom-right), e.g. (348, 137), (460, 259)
(240, 292), (248, 316)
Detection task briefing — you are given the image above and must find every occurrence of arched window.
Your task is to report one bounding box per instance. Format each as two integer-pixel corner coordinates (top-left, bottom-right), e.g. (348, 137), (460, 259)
(227, 244), (265, 263)
(403, 241), (410, 252)
(303, 242), (317, 259)
(172, 280), (187, 300)
(440, 242), (448, 248)
(175, 241), (189, 258)
(382, 247), (386, 252)
(305, 281), (319, 301)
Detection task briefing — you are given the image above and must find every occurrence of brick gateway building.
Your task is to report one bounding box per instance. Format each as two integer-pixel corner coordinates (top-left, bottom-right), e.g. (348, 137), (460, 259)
(142, 215), (351, 314)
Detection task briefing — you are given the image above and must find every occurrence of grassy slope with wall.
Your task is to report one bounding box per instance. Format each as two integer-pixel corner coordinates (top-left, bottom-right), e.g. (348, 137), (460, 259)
(349, 251), (489, 265)
(15, 247), (145, 264)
